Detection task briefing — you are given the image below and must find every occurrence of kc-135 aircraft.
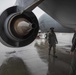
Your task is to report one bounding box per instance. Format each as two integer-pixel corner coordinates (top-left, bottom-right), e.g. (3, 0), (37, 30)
(0, 0), (75, 47)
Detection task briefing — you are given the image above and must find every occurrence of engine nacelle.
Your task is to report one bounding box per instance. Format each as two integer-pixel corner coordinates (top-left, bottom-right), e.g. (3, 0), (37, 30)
(0, 6), (39, 47)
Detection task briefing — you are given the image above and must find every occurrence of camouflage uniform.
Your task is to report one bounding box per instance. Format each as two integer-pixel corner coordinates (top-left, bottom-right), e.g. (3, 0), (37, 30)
(48, 32), (58, 56)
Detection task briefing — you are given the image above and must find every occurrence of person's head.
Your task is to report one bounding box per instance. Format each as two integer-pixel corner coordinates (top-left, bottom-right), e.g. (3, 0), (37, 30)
(50, 27), (54, 33)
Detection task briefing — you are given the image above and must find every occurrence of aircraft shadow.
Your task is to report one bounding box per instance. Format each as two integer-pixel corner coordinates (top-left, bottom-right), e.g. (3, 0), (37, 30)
(0, 57), (31, 75)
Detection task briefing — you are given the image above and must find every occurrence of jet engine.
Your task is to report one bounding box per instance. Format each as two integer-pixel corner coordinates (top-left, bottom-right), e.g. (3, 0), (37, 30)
(0, 6), (39, 47)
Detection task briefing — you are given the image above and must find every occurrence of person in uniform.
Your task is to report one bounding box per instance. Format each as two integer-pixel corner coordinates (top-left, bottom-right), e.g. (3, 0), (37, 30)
(48, 27), (58, 57)
(69, 32), (76, 75)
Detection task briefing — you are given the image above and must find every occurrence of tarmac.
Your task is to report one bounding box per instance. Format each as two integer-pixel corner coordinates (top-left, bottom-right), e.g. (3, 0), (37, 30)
(0, 33), (74, 75)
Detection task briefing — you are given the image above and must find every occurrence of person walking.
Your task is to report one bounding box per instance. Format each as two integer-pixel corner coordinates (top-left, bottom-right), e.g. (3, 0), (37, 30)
(48, 27), (58, 57)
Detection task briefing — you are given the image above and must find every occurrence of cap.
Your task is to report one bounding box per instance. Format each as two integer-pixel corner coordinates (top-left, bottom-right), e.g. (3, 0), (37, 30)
(50, 27), (54, 30)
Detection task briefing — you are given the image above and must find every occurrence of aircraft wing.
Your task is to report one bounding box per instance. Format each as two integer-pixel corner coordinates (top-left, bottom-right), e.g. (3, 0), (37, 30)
(15, 0), (44, 12)
(39, 0), (76, 29)
(16, 0), (76, 29)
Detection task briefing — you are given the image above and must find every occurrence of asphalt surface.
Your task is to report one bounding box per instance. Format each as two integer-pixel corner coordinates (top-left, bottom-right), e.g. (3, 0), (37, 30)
(0, 33), (74, 75)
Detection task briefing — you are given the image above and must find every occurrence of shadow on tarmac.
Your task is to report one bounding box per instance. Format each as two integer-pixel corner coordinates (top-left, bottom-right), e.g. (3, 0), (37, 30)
(0, 57), (31, 75)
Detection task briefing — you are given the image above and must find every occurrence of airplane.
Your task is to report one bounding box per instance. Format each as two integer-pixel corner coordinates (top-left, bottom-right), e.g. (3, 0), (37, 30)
(0, 0), (75, 47)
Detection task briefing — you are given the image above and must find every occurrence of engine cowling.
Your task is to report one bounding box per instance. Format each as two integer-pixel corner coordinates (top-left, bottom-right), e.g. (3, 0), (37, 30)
(0, 6), (39, 47)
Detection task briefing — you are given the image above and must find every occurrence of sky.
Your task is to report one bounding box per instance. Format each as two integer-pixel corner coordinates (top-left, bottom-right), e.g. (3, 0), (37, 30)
(0, 0), (16, 13)
(0, 0), (45, 19)
(33, 7), (45, 19)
